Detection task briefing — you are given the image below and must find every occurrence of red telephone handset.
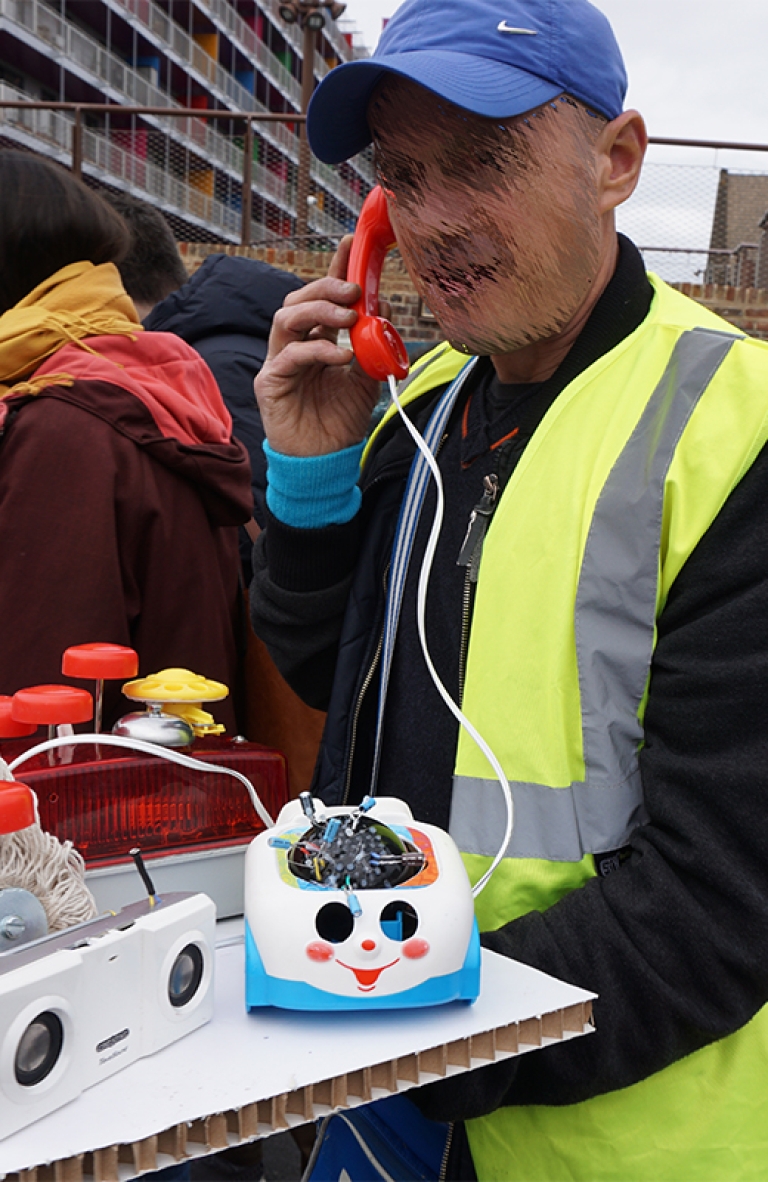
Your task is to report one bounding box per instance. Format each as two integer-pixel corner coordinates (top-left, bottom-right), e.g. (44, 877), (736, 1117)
(347, 185), (410, 382)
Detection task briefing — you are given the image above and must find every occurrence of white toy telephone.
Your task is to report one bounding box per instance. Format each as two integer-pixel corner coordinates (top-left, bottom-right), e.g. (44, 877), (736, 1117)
(244, 793), (480, 1011)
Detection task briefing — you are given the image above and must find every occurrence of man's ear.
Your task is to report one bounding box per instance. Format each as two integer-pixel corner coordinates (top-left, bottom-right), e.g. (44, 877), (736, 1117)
(596, 110), (647, 215)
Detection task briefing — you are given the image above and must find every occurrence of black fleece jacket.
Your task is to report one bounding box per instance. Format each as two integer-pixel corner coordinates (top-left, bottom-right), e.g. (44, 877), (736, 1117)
(250, 240), (768, 1140)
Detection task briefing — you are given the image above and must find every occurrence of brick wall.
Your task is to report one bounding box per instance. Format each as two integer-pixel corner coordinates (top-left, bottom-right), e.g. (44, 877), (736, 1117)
(180, 244), (768, 346)
(674, 282), (768, 340)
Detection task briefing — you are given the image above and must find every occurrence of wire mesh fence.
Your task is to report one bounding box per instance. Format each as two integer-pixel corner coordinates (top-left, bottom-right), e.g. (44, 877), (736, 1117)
(618, 140), (768, 287)
(2, 97), (768, 287)
(0, 93), (371, 247)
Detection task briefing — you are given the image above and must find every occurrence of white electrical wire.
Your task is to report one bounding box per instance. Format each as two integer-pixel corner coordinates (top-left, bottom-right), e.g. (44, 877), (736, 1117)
(386, 375), (513, 897)
(9, 733), (275, 830)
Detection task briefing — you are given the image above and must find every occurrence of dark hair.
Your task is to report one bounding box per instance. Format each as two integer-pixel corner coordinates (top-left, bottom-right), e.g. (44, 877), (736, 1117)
(0, 150), (131, 314)
(103, 190), (188, 307)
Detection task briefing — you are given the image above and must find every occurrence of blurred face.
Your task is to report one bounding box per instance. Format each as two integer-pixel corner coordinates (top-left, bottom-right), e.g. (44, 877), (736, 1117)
(368, 78), (606, 356)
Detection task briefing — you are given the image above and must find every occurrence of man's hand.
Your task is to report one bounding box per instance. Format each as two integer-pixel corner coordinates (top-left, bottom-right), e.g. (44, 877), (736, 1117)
(254, 237), (382, 457)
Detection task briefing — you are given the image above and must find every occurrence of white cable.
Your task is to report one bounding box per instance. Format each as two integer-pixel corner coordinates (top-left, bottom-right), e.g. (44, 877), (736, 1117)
(9, 733), (275, 830)
(386, 375), (513, 896)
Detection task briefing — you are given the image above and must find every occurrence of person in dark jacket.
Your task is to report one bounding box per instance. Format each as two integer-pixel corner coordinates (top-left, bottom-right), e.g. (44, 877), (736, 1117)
(0, 153), (252, 732)
(105, 193), (304, 572)
(146, 255), (304, 537)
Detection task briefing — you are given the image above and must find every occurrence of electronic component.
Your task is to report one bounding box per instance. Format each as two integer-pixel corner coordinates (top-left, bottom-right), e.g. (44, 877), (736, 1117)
(0, 891), (215, 1139)
(245, 797), (480, 1011)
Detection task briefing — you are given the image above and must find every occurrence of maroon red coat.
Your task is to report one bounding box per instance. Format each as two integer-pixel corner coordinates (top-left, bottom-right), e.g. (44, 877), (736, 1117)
(0, 332), (253, 732)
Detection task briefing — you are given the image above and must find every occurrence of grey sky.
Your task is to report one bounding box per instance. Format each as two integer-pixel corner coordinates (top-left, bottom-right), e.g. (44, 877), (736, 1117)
(343, 0), (768, 143)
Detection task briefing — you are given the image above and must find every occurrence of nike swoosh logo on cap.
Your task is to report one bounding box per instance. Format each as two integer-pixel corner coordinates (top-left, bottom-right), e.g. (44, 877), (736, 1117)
(497, 21), (538, 34)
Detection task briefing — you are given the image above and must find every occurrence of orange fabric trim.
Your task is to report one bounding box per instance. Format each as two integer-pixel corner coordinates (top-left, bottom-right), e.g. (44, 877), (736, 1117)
(491, 426), (520, 451)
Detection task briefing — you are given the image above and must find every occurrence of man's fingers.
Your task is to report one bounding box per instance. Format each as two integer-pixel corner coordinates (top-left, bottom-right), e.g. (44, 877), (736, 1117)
(328, 235), (354, 281)
(282, 274), (359, 310)
(307, 323), (344, 343)
(270, 298), (357, 352)
(262, 337), (355, 382)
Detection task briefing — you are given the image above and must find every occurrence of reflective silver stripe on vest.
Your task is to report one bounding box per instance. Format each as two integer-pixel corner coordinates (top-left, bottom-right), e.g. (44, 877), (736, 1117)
(451, 328), (739, 862)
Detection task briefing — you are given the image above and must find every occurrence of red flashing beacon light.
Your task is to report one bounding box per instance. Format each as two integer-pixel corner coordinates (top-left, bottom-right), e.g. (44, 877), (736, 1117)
(0, 652), (290, 872)
(18, 736), (289, 867)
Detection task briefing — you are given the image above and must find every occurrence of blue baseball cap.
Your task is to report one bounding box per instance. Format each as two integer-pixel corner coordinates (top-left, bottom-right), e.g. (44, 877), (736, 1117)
(307, 0), (627, 164)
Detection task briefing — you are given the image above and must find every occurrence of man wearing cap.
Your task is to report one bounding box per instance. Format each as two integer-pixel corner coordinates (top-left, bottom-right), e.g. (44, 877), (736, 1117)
(250, 0), (768, 1177)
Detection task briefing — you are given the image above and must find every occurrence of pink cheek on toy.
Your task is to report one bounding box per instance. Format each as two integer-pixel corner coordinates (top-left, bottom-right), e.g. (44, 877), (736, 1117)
(306, 941), (334, 962)
(403, 937), (429, 959)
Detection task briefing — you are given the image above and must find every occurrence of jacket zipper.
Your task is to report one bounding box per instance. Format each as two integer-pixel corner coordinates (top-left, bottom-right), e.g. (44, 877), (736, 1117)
(456, 473), (499, 698)
(458, 571), (473, 705)
(342, 432), (452, 804)
(341, 448), (410, 809)
(439, 1121), (455, 1181)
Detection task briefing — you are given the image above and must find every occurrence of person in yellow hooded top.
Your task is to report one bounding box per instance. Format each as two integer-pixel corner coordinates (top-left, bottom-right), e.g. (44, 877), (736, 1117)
(248, 0), (768, 1179)
(0, 152), (252, 731)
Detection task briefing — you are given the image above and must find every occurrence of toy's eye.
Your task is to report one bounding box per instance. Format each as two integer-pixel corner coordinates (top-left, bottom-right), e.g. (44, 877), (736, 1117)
(315, 902), (355, 943)
(380, 901), (418, 941)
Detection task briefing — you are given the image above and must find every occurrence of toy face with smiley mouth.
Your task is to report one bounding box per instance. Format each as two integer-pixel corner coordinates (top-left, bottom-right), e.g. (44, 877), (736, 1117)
(244, 798), (481, 1011)
(306, 897), (430, 993)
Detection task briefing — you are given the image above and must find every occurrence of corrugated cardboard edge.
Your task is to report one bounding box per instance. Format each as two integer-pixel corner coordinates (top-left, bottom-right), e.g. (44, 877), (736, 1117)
(5, 1000), (592, 1181)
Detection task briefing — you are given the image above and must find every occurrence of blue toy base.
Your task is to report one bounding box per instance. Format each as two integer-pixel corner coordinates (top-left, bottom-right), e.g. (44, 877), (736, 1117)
(244, 919), (481, 1011)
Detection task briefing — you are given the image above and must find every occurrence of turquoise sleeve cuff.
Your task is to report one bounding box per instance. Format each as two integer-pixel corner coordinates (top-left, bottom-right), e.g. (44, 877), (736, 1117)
(263, 439), (364, 529)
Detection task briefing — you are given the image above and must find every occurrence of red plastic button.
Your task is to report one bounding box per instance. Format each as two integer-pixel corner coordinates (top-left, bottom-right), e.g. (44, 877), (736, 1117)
(0, 696), (37, 738)
(62, 643), (139, 680)
(11, 685), (93, 726)
(0, 782), (37, 833)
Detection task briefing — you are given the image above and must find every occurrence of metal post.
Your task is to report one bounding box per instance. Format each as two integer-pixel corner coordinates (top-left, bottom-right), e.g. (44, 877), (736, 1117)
(295, 20), (315, 244)
(72, 106), (83, 178)
(94, 679), (104, 734)
(241, 118), (254, 246)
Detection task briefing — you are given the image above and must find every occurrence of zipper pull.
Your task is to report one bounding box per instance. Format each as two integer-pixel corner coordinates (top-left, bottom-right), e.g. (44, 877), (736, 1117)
(457, 473), (499, 581)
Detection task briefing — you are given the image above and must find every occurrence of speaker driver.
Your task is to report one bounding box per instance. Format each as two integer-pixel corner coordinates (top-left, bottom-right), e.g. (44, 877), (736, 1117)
(168, 943), (204, 1008)
(14, 1011), (64, 1087)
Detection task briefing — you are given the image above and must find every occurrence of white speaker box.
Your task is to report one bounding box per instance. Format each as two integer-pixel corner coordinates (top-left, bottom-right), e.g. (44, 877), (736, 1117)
(0, 891), (215, 1139)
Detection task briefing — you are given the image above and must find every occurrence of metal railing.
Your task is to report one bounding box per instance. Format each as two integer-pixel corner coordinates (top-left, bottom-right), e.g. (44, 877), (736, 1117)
(105, 0), (302, 112)
(0, 96), (369, 244)
(4, 0), (299, 158)
(0, 0), (373, 199)
(617, 136), (768, 287)
(3, 97), (768, 271)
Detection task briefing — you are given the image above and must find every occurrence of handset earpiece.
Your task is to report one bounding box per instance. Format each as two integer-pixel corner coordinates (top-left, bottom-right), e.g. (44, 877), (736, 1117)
(347, 186), (410, 382)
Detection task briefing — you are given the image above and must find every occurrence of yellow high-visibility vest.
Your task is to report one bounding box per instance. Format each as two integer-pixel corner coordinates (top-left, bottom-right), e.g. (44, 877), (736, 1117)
(376, 277), (768, 1179)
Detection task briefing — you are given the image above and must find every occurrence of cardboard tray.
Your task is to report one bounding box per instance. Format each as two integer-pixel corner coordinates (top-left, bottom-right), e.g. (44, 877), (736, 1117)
(0, 926), (595, 1181)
